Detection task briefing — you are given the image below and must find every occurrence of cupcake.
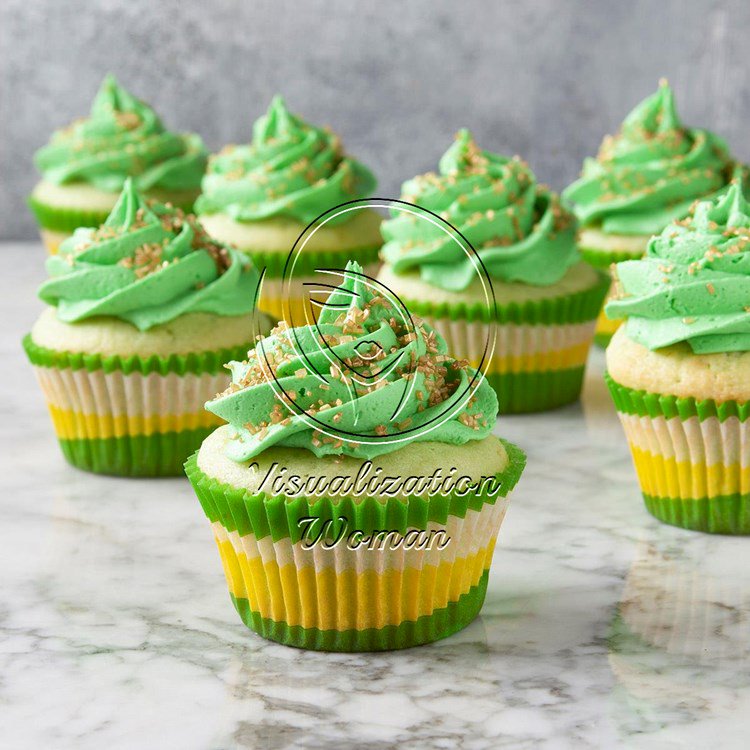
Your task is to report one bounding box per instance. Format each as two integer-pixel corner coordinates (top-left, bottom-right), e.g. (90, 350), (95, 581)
(605, 182), (750, 534)
(23, 179), (272, 476)
(196, 96), (382, 321)
(29, 74), (207, 254)
(378, 130), (608, 414)
(563, 80), (740, 346)
(185, 261), (525, 651)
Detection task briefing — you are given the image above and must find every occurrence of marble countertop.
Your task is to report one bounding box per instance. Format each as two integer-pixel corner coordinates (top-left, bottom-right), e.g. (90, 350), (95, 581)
(2, 242), (749, 749)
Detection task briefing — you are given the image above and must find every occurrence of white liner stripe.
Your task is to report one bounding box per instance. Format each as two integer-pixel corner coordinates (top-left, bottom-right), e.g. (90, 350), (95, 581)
(212, 498), (509, 573)
(422, 317), (596, 360)
(33, 366), (229, 417)
(619, 413), (750, 467)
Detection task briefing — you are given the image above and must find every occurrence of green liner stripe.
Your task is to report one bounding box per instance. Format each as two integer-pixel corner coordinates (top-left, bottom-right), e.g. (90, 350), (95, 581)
(229, 570), (489, 652)
(594, 331), (615, 348)
(23, 333), (253, 377)
(244, 245), (381, 278)
(59, 427), (216, 477)
(28, 194), (196, 233)
(605, 372), (750, 423)
(642, 492), (750, 535)
(185, 439), (525, 543)
(579, 245), (644, 269)
(487, 366), (585, 414)
(403, 270), (609, 324)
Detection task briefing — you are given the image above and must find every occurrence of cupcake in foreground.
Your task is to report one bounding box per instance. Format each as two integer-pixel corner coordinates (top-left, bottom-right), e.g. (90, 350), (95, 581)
(196, 96), (382, 320)
(30, 74), (207, 254)
(378, 130), (608, 414)
(605, 182), (750, 534)
(563, 80), (740, 346)
(185, 261), (525, 651)
(23, 179), (272, 476)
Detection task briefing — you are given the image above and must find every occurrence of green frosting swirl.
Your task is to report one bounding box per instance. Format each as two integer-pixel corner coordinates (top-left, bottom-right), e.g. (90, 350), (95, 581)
(380, 130), (578, 291)
(607, 182), (750, 353)
(563, 81), (737, 236)
(34, 75), (207, 192)
(207, 261), (498, 460)
(195, 96), (376, 224)
(39, 179), (261, 331)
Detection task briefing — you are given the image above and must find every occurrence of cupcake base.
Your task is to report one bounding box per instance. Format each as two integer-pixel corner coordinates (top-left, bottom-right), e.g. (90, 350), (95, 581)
(186, 430), (526, 651)
(229, 570), (489, 652)
(606, 372), (750, 534)
(24, 333), (252, 477)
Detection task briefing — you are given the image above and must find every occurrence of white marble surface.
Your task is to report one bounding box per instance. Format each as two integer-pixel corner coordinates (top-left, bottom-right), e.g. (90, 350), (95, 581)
(2, 242), (750, 749)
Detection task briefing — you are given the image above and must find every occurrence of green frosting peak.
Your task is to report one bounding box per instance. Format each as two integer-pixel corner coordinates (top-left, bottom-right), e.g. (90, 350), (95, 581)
(35, 75), (207, 193)
(563, 81), (737, 236)
(196, 96), (377, 224)
(380, 130), (578, 291)
(39, 179), (261, 331)
(607, 181), (750, 353)
(206, 260), (498, 460)
(621, 80), (681, 138)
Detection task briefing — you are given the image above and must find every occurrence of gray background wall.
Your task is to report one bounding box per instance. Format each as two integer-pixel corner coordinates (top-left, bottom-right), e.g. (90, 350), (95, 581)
(2, 0), (749, 239)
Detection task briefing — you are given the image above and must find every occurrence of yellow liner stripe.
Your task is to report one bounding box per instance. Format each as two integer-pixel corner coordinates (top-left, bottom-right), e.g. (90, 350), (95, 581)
(470, 341), (591, 373)
(629, 445), (750, 499)
(596, 308), (621, 335)
(47, 404), (221, 440)
(216, 537), (495, 631)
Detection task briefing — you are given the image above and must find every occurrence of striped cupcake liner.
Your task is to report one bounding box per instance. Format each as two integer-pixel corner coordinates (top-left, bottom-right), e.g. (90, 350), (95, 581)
(408, 271), (609, 414)
(606, 373), (750, 534)
(580, 244), (645, 348)
(184, 440), (525, 651)
(23, 334), (251, 477)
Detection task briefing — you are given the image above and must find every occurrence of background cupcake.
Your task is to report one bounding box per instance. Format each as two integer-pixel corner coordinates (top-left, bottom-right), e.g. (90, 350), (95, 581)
(564, 80), (740, 346)
(29, 74), (207, 254)
(24, 179), (271, 476)
(196, 96), (382, 321)
(186, 261), (525, 651)
(605, 182), (750, 533)
(378, 130), (608, 414)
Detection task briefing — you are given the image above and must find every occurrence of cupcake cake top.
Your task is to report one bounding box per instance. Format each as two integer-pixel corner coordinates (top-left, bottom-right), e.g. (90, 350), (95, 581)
(380, 130), (578, 291)
(196, 96), (377, 224)
(207, 261), (497, 460)
(563, 80), (737, 236)
(39, 179), (261, 331)
(34, 75), (207, 193)
(607, 181), (750, 353)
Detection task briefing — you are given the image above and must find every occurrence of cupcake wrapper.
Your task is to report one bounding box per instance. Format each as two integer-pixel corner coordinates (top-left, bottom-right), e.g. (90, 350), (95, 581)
(409, 271), (608, 413)
(23, 334), (251, 477)
(185, 440), (525, 651)
(579, 245), (644, 348)
(28, 196), (112, 235)
(606, 373), (750, 534)
(259, 262), (380, 323)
